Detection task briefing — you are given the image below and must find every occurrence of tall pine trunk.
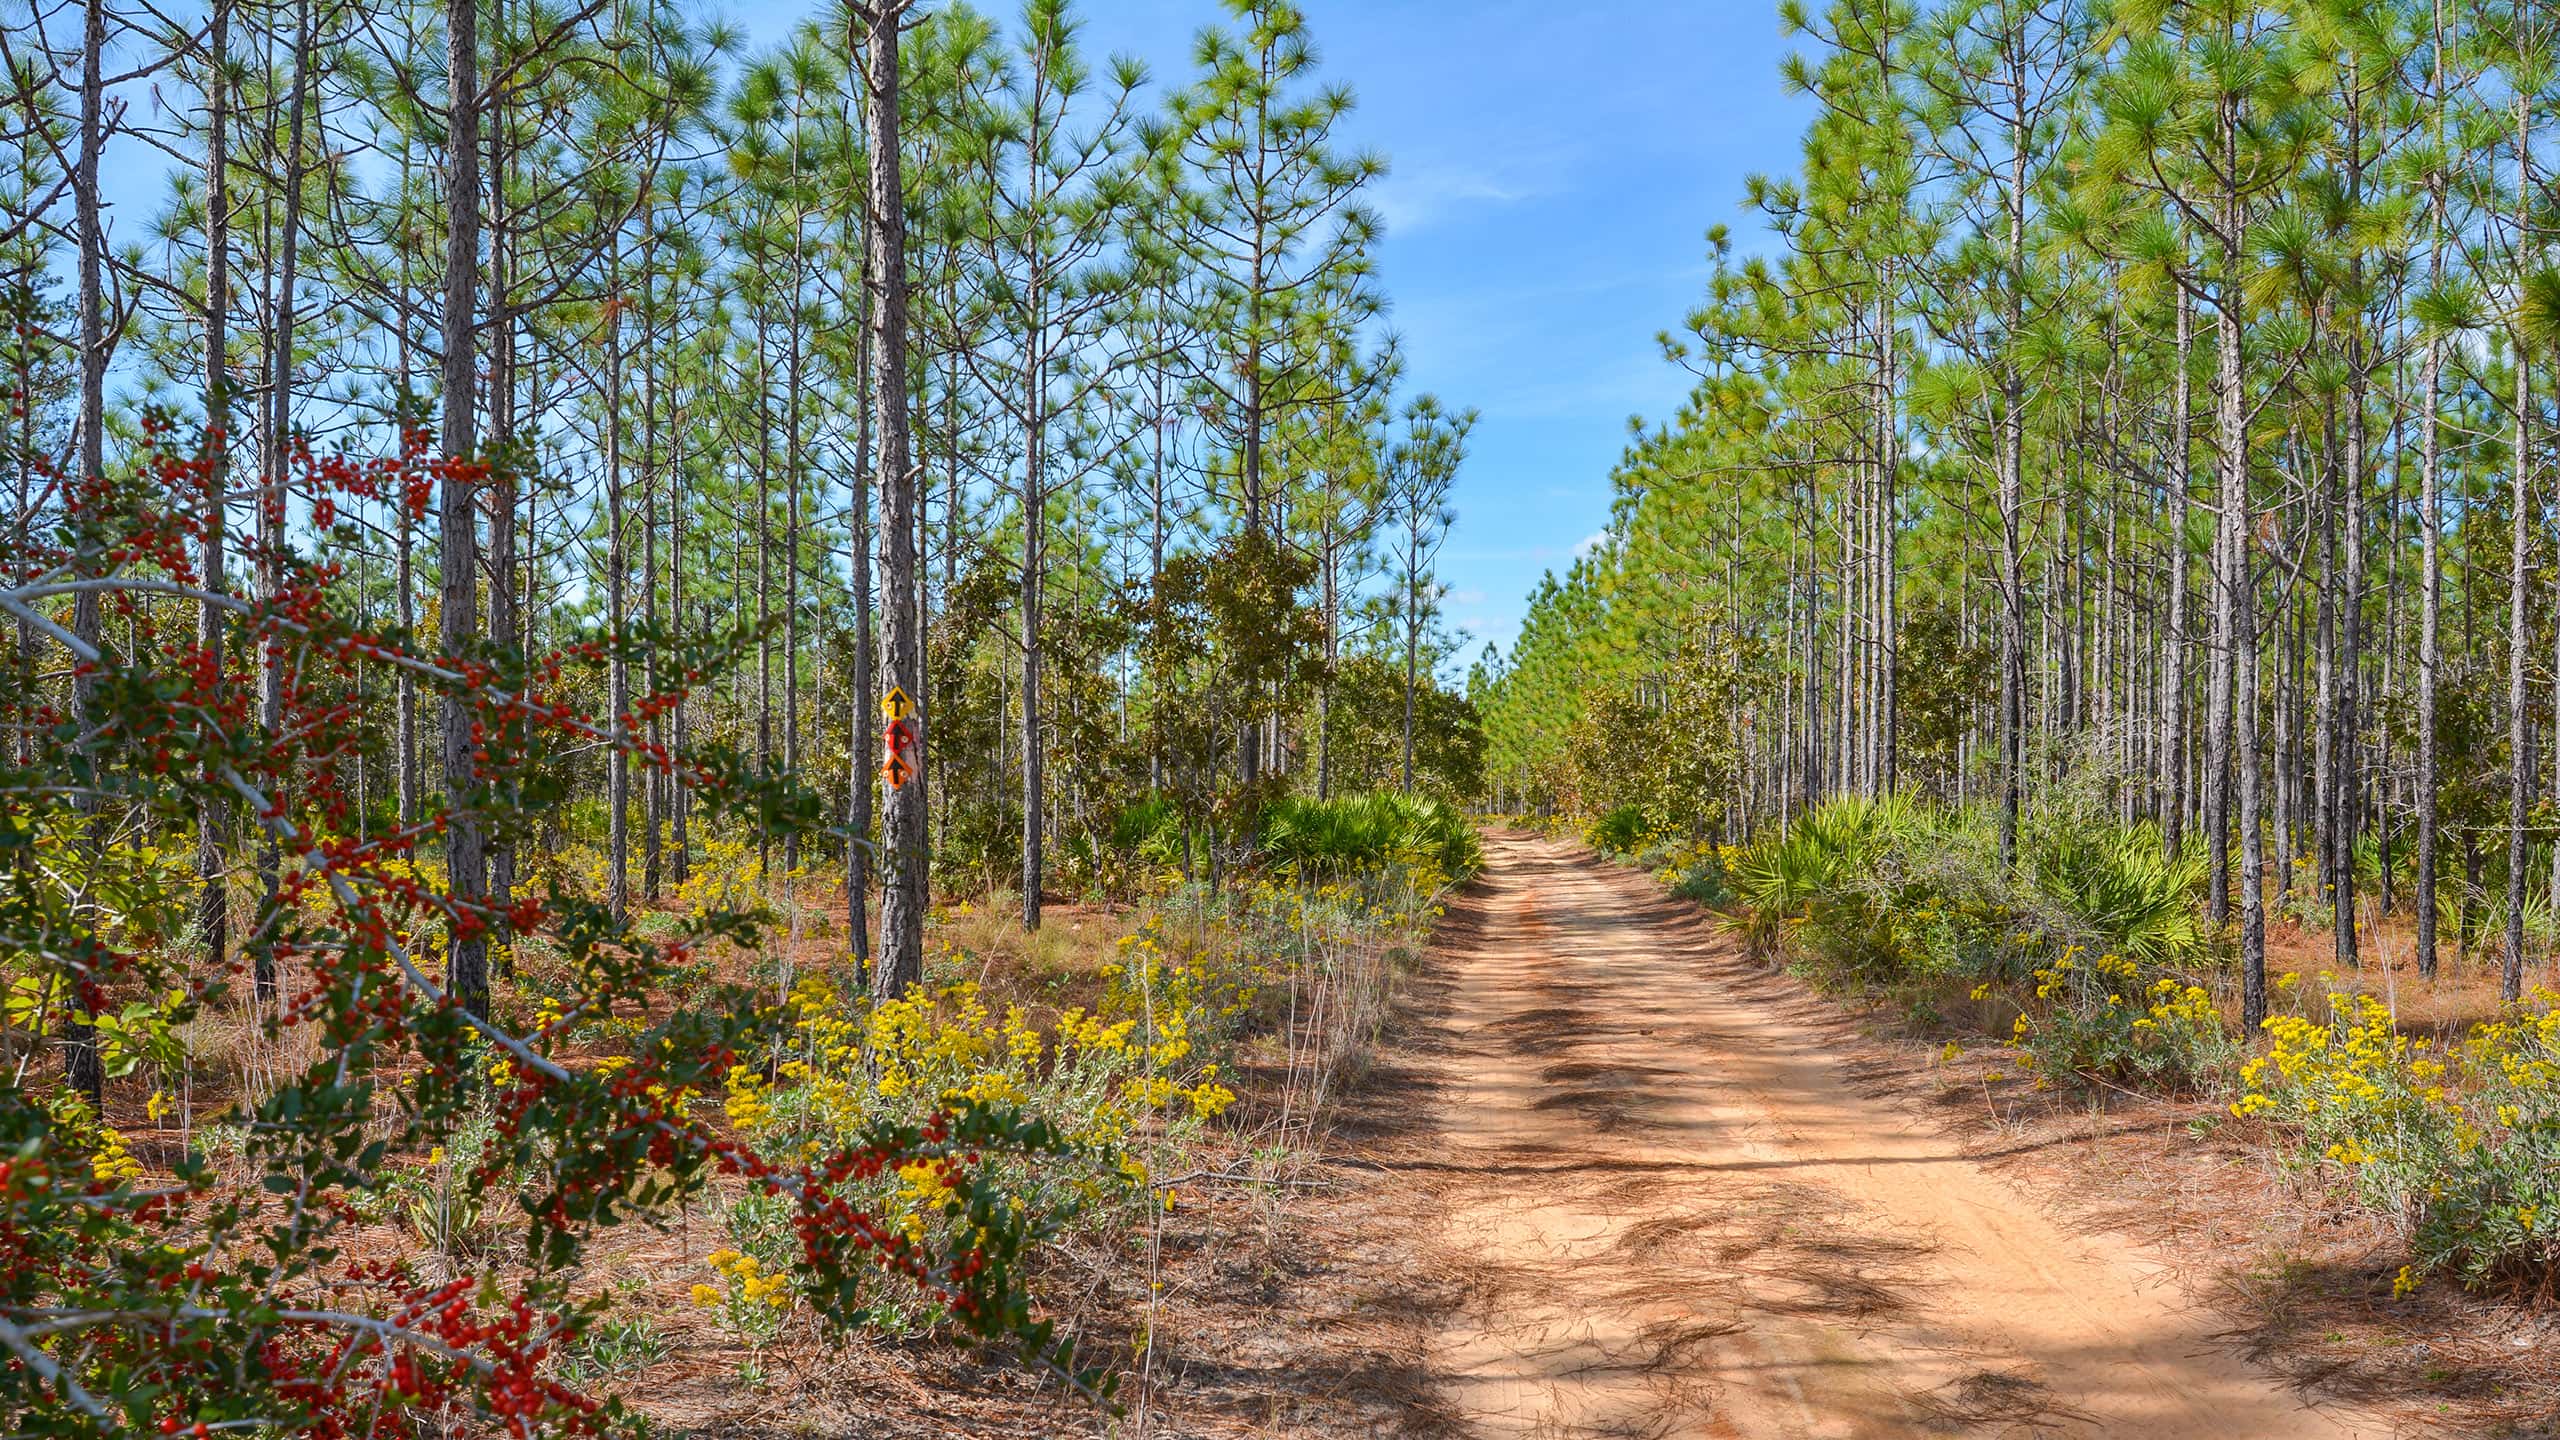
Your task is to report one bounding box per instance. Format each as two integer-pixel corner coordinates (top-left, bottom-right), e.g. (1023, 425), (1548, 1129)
(846, 219), (875, 968)
(2163, 289), (2192, 856)
(2418, 330), (2445, 978)
(2505, 81), (2535, 1002)
(605, 238), (629, 923)
(865, 0), (925, 998)
(440, 0), (489, 1018)
(65, 0), (109, 1102)
(252, 0), (313, 1011)
(195, 0), (232, 998)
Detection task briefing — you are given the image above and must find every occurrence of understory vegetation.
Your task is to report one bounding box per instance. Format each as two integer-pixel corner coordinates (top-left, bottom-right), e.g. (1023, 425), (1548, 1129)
(1580, 795), (2560, 1302)
(0, 0), (1498, 1427)
(1465, 0), (2560, 1319)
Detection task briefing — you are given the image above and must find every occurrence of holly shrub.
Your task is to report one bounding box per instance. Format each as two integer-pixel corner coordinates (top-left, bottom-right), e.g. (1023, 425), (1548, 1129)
(0, 423), (1109, 1436)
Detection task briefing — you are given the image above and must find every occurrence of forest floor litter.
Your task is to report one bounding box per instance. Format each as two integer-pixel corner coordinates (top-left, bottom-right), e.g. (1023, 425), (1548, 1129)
(611, 835), (2560, 1436)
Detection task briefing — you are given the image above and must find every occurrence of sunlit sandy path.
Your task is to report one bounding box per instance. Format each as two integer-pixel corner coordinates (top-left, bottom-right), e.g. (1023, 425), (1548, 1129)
(1411, 831), (2392, 1439)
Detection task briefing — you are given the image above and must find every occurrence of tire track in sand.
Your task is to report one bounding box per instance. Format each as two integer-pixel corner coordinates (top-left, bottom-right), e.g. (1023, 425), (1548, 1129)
(1413, 832), (2389, 1439)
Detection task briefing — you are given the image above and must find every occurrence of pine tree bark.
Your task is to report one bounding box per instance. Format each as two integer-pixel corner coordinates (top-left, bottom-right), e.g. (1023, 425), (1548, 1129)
(1020, 388), (1044, 930)
(2418, 330), (2444, 978)
(440, 0), (490, 1019)
(2505, 85), (2534, 1002)
(640, 222), (662, 904)
(484, 30), (517, 952)
(1997, 109), (2028, 871)
(395, 137), (420, 835)
(2336, 175), (2367, 970)
(65, 0), (109, 1103)
(255, 0), (315, 1013)
(194, 0), (232, 996)
(2192, 86), (2265, 1019)
(1877, 272), (1899, 794)
(846, 219), (875, 969)
(2217, 137), (2267, 1028)
(2162, 290), (2192, 856)
(605, 238), (629, 924)
(863, 0), (925, 998)
(784, 198), (808, 882)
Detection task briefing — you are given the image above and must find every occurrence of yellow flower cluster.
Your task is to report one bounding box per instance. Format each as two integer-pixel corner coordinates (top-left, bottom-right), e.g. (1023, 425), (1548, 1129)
(1649, 839), (1720, 888)
(700, 1248), (791, 1310)
(867, 980), (1004, 1100)
(720, 932), (1248, 1164)
(2234, 984), (2560, 1289)
(673, 834), (766, 919)
(2008, 940), (2231, 1084)
(2236, 996), (2428, 1130)
(724, 1065), (774, 1131)
(45, 1093), (144, 1183)
(2135, 976), (2217, 1035)
(2031, 945), (2139, 1002)
(91, 1126), (143, 1182)
(893, 1160), (959, 1243)
(2465, 995), (2560, 1094)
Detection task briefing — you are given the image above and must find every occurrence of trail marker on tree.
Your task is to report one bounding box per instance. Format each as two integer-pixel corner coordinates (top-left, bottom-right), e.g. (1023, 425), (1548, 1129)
(882, 686), (918, 788)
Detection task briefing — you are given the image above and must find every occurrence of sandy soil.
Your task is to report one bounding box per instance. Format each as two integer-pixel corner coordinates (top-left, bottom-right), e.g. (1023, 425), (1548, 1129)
(1409, 832), (2396, 1440)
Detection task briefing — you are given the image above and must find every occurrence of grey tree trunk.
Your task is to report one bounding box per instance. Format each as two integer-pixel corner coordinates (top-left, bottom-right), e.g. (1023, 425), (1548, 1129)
(395, 138), (419, 834)
(605, 241), (628, 923)
(2416, 26), (2448, 980)
(2506, 87), (2534, 1002)
(784, 199), (807, 881)
(440, 0), (489, 1018)
(846, 222), (874, 969)
(864, 0), (925, 998)
(2217, 158), (2266, 1029)
(1997, 109), (2027, 871)
(255, 0), (315, 1012)
(669, 373), (690, 886)
(2418, 327), (2444, 979)
(1402, 543), (1420, 793)
(2163, 289), (2191, 856)
(1020, 389), (1044, 931)
(2314, 399), (2336, 908)
(640, 225), (662, 903)
(1877, 273), (1899, 794)
(195, 0), (232, 994)
(2336, 215), (2366, 970)
(65, 0), (108, 1103)
(484, 15), (516, 953)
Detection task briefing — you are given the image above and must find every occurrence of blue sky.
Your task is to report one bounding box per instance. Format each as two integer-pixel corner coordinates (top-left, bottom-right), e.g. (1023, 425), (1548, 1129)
(731, 0), (1809, 664)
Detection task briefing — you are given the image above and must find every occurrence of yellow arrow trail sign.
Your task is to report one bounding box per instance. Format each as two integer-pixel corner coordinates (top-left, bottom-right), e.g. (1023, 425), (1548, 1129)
(880, 686), (919, 788)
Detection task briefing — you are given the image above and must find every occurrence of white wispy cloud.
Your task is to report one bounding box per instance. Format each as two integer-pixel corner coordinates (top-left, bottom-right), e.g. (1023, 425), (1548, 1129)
(1369, 156), (1540, 235)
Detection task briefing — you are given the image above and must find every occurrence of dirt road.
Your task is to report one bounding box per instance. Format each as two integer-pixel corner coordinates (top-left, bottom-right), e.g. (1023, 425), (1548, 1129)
(1411, 833), (2387, 1439)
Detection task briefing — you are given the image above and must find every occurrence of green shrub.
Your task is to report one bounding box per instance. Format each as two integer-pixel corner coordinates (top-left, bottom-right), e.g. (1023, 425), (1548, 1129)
(1109, 793), (1187, 865)
(2022, 823), (2209, 970)
(2007, 949), (2236, 1086)
(1257, 791), (1482, 882)
(1652, 840), (1734, 908)
(557, 1313), (674, 1384)
(1585, 804), (1650, 857)
(1726, 798), (2231, 1085)
(1728, 796), (1926, 966)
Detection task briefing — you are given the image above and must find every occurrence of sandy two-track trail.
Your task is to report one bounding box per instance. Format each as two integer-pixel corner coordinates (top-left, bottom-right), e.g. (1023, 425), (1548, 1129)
(1395, 832), (2388, 1439)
